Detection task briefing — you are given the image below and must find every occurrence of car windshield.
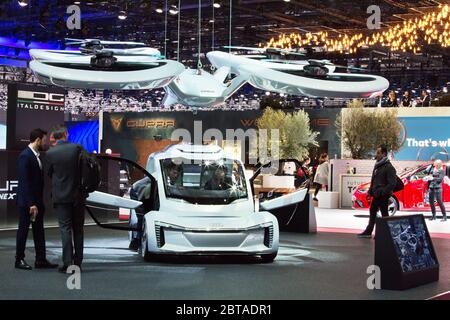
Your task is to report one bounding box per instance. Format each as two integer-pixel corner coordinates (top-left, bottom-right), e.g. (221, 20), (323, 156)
(160, 157), (248, 205)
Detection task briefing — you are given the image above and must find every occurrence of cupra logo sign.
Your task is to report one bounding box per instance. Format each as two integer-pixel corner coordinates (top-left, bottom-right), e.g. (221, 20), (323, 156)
(110, 117), (124, 131)
(0, 181), (18, 201)
(110, 117), (176, 130)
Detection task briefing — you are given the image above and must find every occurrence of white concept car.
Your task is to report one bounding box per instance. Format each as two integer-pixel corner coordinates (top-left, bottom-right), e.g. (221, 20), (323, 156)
(85, 144), (309, 262)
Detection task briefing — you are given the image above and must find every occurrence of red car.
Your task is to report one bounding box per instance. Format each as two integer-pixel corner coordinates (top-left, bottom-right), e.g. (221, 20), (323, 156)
(353, 162), (450, 215)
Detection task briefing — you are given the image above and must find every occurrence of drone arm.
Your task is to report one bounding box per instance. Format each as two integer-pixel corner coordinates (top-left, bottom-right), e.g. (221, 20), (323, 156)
(223, 73), (249, 99)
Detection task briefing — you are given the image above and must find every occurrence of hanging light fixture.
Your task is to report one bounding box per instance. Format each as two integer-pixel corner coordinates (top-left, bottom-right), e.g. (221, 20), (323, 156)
(169, 5), (178, 15)
(156, 8), (163, 13)
(213, 2), (221, 8)
(18, 0), (29, 7)
(118, 10), (127, 20)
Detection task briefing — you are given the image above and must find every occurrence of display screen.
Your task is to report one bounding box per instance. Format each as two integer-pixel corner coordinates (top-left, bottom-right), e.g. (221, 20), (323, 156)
(387, 215), (438, 273)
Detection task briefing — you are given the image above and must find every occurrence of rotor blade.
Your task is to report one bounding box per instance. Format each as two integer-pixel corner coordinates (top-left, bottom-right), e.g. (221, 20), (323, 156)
(100, 40), (146, 46)
(334, 65), (367, 71)
(223, 46), (266, 52)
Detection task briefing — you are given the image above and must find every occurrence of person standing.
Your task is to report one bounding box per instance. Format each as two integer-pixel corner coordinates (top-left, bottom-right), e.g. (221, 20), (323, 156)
(358, 145), (397, 238)
(385, 91), (398, 107)
(401, 91), (412, 107)
(46, 125), (87, 273)
(313, 153), (329, 201)
(417, 90), (431, 107)
(15, 129), (58, 270)
(427, 159), (447, 221)
(296, 157), (311, 188)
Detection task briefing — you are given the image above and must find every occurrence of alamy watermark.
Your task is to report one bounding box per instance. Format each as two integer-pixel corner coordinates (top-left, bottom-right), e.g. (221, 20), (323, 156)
(367, 5), (381, 30)
(66, 5), (81, 30)
(66, 265), (81, 290)
(171, 121), (280, 173)
(366, 265), (381, 290)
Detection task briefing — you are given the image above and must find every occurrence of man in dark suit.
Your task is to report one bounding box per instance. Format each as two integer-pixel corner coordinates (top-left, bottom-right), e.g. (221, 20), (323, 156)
(358, 145), (397, 238)
(15, 129), (58, 270)
(46, 124), (87, 273)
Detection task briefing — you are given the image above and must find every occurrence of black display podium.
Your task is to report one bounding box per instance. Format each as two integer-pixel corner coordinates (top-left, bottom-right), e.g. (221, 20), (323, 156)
(375, 214), (439, 290)
(267, 193), (317, 233)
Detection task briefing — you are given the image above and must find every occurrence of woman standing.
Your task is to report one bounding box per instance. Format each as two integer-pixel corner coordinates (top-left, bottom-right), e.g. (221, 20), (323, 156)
(313, 153), (329, 201)
(385, 91), (399, 107)
(427, 159), (447, 221)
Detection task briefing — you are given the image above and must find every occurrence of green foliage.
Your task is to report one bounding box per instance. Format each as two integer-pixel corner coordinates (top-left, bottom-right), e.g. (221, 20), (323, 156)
(257, 107), (319, 161)
(336, 100), (403, 159)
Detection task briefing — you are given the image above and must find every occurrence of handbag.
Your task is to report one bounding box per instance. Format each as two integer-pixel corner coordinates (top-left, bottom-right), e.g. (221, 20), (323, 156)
(393, 176), (404, 192)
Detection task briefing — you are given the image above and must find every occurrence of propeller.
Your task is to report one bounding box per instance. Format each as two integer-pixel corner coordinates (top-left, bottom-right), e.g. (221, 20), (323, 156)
(65, 38), (146, 46)
(224, 46), (305, 56)
(307, 59), (366, 71)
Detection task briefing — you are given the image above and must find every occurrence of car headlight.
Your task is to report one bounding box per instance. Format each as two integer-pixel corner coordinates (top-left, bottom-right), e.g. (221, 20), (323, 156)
(357, 188), (369, 194)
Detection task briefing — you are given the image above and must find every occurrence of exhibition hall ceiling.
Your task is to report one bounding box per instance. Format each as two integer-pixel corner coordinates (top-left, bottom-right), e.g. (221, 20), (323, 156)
(2, 0), (450, 63)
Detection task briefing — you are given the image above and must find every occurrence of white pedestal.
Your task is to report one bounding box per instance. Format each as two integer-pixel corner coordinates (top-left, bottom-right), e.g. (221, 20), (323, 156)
(262, 175), (295, 188)
(317, 191), (339, 209)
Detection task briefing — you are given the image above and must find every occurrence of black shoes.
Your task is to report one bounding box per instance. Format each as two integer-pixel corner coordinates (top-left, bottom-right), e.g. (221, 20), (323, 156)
(442, 216), (447, 222)
(129, 239), (140, 251)
(35, 260), (58, 269)
(357, 231), (373, 238)
(430, 216), (436, 221)
(58, 265), (69, 273)
(15, 259), (32, 270)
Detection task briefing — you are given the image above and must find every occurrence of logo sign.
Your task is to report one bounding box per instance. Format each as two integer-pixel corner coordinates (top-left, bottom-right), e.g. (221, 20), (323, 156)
(0, 180), (18, 201)
(367, 5), (381, 30)
(110, 117), (124, 131)
(240, 119), (258, 127)
(17, 90), (65, 112)
(66, 5), (81, 30)
(126, 119), (176, 129)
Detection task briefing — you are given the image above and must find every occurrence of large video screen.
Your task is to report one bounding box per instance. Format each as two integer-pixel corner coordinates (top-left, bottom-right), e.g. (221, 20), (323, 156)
(387, 215), (438, 273)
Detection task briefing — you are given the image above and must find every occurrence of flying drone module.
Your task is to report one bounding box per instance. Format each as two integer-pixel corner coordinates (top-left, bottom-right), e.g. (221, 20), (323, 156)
(162, 67), (249, 108)
(207, 48), (389, 98)
(29, 39), (185, 90)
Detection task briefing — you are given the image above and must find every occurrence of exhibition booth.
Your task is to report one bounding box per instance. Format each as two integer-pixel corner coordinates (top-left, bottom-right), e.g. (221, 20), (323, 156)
(1, 0), (450, 300)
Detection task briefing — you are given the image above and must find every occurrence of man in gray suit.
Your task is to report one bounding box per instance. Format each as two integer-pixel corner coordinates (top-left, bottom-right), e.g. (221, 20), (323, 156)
(46, 124), (87, 273)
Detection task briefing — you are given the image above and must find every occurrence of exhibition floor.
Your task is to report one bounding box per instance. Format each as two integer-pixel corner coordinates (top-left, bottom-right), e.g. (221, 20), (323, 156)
(0, 224), (449, 300)
(317, 208), (450, 237)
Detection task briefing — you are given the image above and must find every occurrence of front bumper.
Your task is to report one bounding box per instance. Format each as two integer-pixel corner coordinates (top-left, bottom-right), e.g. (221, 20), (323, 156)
(144, 212), (279, 255)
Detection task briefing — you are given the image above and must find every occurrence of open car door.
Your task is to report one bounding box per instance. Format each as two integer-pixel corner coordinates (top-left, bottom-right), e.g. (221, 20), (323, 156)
(250, 159), (316, 233)
(85, 155), (157, 232)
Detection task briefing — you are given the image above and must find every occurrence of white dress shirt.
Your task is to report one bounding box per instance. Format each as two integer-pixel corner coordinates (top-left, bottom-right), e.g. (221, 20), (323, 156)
(28, 144), (42, 170)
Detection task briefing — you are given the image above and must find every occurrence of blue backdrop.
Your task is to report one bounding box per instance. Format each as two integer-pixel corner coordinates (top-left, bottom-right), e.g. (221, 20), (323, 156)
(395, 116), (450, 161)
(66, 121), (99, 153)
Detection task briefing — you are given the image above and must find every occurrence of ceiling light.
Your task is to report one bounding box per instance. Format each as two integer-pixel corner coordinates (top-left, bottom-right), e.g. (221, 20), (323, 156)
(18, 0), (28, 7)
(118, 11), (127, 20)
(283, 0), (290, 2)
(169, 9), (178, 15)
(156, 8), (163, 13)
(213, 2), (221, 8)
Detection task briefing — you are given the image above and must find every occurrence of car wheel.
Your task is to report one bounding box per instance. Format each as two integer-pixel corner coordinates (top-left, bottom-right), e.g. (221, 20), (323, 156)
(260, 252), (277, 263)
(388, 196), (398, 216)
(140, 222), (151, 261)
(376, 196), (398, 217)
